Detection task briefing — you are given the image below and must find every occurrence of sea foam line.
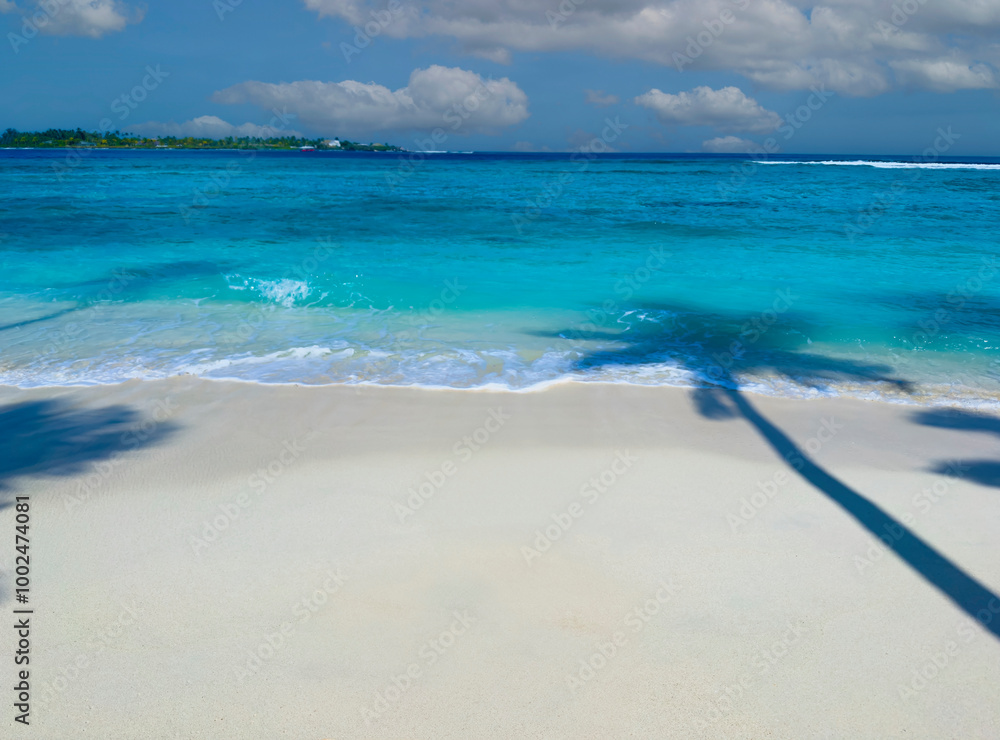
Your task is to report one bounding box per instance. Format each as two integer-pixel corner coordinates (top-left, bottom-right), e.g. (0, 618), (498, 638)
(754, 160), (1000, 170)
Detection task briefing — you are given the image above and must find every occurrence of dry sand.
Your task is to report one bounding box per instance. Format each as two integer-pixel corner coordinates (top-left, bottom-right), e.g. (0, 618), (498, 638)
(1, 378), (998, 738)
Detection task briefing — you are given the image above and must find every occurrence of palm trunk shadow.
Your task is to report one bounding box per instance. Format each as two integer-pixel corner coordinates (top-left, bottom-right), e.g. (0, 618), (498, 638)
(724, 387), (1000, 640)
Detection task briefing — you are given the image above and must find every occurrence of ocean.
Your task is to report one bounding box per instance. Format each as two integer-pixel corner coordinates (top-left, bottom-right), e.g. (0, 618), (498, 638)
(1, 149), (998, 407)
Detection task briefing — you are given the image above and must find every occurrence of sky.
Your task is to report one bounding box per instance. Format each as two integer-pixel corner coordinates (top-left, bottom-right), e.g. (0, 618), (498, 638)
(1, 0), (999, 155)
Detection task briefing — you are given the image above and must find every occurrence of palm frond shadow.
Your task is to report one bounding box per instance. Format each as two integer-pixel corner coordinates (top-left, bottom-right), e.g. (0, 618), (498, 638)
(0, 398), (178, 507)
(539, 301), (1000, 639)
(0, 397), (179, 605)
(912, 409), (1000, 489)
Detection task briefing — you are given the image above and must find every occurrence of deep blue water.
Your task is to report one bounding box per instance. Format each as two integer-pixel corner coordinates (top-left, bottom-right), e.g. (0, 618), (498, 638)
(1, 149), (998, 406)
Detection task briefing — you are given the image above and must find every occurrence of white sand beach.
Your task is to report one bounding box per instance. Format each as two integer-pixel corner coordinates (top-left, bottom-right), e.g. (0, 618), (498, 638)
(2, 378), (999, 738)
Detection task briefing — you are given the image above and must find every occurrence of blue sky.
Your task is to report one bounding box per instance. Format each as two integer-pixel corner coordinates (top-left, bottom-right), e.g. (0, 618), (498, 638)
(2, 0), (999, 154)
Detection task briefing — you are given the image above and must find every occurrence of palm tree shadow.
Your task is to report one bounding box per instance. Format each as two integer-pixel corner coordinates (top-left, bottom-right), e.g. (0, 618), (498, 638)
(539, 301), (1000, 640)
(0, 306), (84, 334)
(0, 397), (180, 604)
(911, 409), (1000, 489)
(0, 398), (179, 508)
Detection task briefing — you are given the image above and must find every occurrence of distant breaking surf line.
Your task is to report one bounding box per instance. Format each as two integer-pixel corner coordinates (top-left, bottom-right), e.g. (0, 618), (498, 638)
(753, 160), (1000, 170)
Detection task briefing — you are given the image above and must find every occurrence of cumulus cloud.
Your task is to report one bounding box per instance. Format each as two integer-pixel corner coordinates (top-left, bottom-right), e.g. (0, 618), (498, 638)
(212, 66), (529, 135)
(635, 86), (781, 133)
(301, 0), (1000, 96)
(917, 0), (1000, 29)
(701, 135), (758, 153)
(890, 57), (998, 92)
(584, 89), (620, 107)
(5, 0), (141, 38)
(130, 116), (304, 139)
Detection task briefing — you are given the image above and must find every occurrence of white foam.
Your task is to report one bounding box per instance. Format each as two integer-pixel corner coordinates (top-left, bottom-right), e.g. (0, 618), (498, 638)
(4, 334), (999, 411)
(224, 274), (312, 307)
(175, 345), (349, 377)
(4, 352), (998, 411)
(755, 160), (1000, 170)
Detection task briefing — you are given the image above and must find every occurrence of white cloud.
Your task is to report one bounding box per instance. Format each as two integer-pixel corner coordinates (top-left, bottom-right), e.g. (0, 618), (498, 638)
(635, 85), (781, 133)
(303, 0), (359, 22)
(584, 89), (620, 107)
(129, 116), (304, 139)
(890, 57), (998, 92)
(469, 46), (512, 64)
(302, 0), (1000, 96)
(701, 135), (758, 153)
(917, 0), (1000, 29)
(5, 0), (140, 38)
(212, 66), (529, 136)
(814, 59), (891, 97)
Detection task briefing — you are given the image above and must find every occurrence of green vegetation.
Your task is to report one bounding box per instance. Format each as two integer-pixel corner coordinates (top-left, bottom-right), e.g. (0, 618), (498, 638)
(0, 128), (403, 151)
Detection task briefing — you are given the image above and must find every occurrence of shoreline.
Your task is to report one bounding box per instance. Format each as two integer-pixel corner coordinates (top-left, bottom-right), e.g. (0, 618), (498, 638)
(3, 371), (1000, 412)
(2, 377), (998, 737)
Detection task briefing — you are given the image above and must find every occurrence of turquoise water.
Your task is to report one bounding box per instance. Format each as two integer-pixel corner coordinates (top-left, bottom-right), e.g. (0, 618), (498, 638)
(1, 149), (998, 406)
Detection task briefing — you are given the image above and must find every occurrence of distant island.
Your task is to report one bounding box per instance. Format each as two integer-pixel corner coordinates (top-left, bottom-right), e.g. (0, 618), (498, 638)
(0, 128), (404, 152)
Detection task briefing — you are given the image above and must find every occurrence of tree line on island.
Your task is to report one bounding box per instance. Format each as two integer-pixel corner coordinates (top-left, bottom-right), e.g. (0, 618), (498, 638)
(0, 128), (403, 152)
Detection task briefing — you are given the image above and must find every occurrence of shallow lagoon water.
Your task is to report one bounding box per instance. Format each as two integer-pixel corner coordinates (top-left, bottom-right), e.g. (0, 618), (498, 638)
(1, 149), (998, 407)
